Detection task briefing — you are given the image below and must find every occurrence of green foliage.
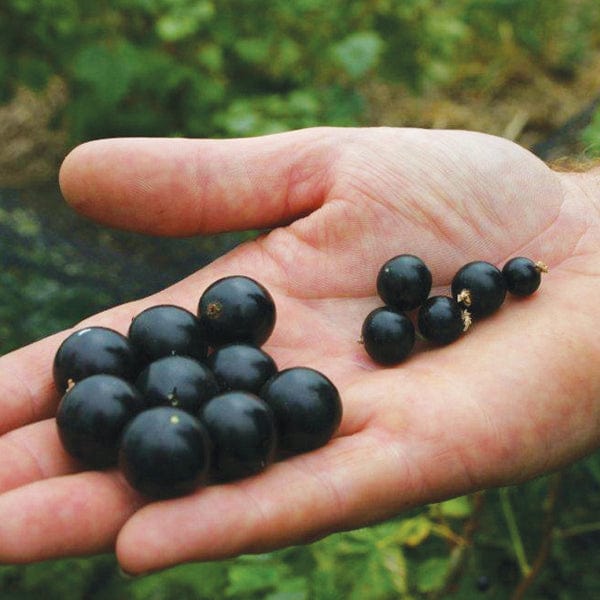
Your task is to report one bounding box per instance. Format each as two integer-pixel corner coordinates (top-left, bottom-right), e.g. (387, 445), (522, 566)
(4, 473), (599, 599)
(2, 0), (599, 139)
(582, 109), (600, 156)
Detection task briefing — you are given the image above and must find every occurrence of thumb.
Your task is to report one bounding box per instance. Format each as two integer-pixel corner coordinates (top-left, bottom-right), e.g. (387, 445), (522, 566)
(58, 128), (337, 236)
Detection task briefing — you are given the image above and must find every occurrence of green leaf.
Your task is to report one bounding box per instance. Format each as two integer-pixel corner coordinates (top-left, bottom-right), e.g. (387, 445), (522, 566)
(382, 516), (432, 547)
(225, 561), (292, 597)
(127, 562), (228, 599)
(234, 37), (271, 65)
(71, 42), (137, 107)
(381, 546), (409, 595)
(196, 43), (224, 71)
(156, 14), (199, 41)
(436, 495), (472, 519)
(582, 109), (600, 156)
(331, 31), (384, 79)
(415, 557), (451, 593)
(348, 553), (398, 600)
(264, 576), (308, 600)
(155, 1), (214, 42)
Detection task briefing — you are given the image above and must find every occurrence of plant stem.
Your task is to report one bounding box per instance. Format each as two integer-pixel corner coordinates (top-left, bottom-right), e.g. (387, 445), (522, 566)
(499, 487), (531, 577)
(511, 473), (562, 600)
(555, 521), (600, 539)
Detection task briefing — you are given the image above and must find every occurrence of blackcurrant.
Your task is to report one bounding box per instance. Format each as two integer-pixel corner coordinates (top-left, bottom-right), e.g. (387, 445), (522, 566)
(376, 254), (432, 311)
(119, 407), (211, 498)
(199, 391), (277, 482)
(56, 374), (144, 469)
(418, 296), (468, 345)
(451, 261), (506, 317)
(135, 355), (219, 414)
(53, 326), (139, 393)
(198, 276), (276, 347)
(502, 257), (547, 296)
(260, 367), (342, 454)
(128, 304), (208, 365)
(361, 306), (415, 365)
(206, 343), (277, 394)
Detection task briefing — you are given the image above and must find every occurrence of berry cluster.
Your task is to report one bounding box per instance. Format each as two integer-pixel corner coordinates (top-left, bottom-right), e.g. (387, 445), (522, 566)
(361, 255), (547, 366)
(54, 275), (342, 499)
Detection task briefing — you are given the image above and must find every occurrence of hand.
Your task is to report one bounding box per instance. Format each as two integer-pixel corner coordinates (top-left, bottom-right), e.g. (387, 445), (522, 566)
(1, 127), (599, 574)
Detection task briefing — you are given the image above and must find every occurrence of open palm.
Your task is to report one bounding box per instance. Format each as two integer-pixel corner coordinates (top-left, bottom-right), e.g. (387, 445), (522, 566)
(1, 127), (600, 574)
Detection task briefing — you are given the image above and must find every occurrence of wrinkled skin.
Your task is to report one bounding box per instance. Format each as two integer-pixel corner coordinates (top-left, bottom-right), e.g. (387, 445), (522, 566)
(1, 127), (599, 574)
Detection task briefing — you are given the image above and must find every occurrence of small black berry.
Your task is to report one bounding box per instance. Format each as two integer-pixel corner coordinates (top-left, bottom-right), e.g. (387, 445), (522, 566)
(206, 343), (277, 394)
(135, 355), (219, 414)
(128, 304), (208, 365)
(361, 307), (415, 365)
(56, 374), (144, 468)
(260, 367), (342, 455)
(119, 407), (211, 498)
(502, 257), (547, 296)
(418, 296), (468, 345)
(451, 261), (506, 317)
(377, 254), (432, 311)
(200, 391), (277, 482)
(53, 326), (139, 393)
(198, 276), (276, 347)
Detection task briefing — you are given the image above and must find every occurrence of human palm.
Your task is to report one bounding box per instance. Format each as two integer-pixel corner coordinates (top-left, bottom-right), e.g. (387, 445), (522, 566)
(1, 127), (600, 574)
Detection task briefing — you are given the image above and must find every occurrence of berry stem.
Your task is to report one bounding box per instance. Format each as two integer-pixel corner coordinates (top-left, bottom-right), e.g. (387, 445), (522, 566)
(534, 261), (549, 274)
(461, 310), (472, 333)
(456, 289), (472, 306)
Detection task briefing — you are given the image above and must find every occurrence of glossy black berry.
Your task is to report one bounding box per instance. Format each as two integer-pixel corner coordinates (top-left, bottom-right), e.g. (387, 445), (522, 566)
(502, 257), (547, 296)
(128, 304), (208, 365)
(377, 254), (432, 311)
(260, 367), (342, 455)
(56, 374), (144, 468)
(53, 326), (139, 393)
(135, 355), (219, 414)
(361, 307), (415, 365)
(200, 391), (277, 482)
(198, 276), (276, 347)
(451, 261), (506, 317)
(206, 344), (277, 394)
(119, 407), (211, 498)
(418, 296), (467, 345)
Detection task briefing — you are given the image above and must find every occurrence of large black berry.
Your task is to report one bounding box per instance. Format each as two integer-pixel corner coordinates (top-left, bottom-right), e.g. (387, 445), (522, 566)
(198, 276), (276, 347)
(361, 307), (415, 365)
(502, 257), (547, 296)
(119, 407), (211, 498)
(377, 254), (432, 311)
(56, 374), (144, 468)
(451, 261), (506, 317)
(418, 296), (468, 345)
(53, 326), (139, 393)
(260, 367), (342, 454)
(200, 391), (277, 482)
(206, 343), (277, 394)
(128, 304), (208, 365)
(135, 355), (219, 414)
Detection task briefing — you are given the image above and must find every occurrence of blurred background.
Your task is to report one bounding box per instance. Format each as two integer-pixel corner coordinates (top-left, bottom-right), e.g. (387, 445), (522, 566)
(1, 1), (600, 598)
